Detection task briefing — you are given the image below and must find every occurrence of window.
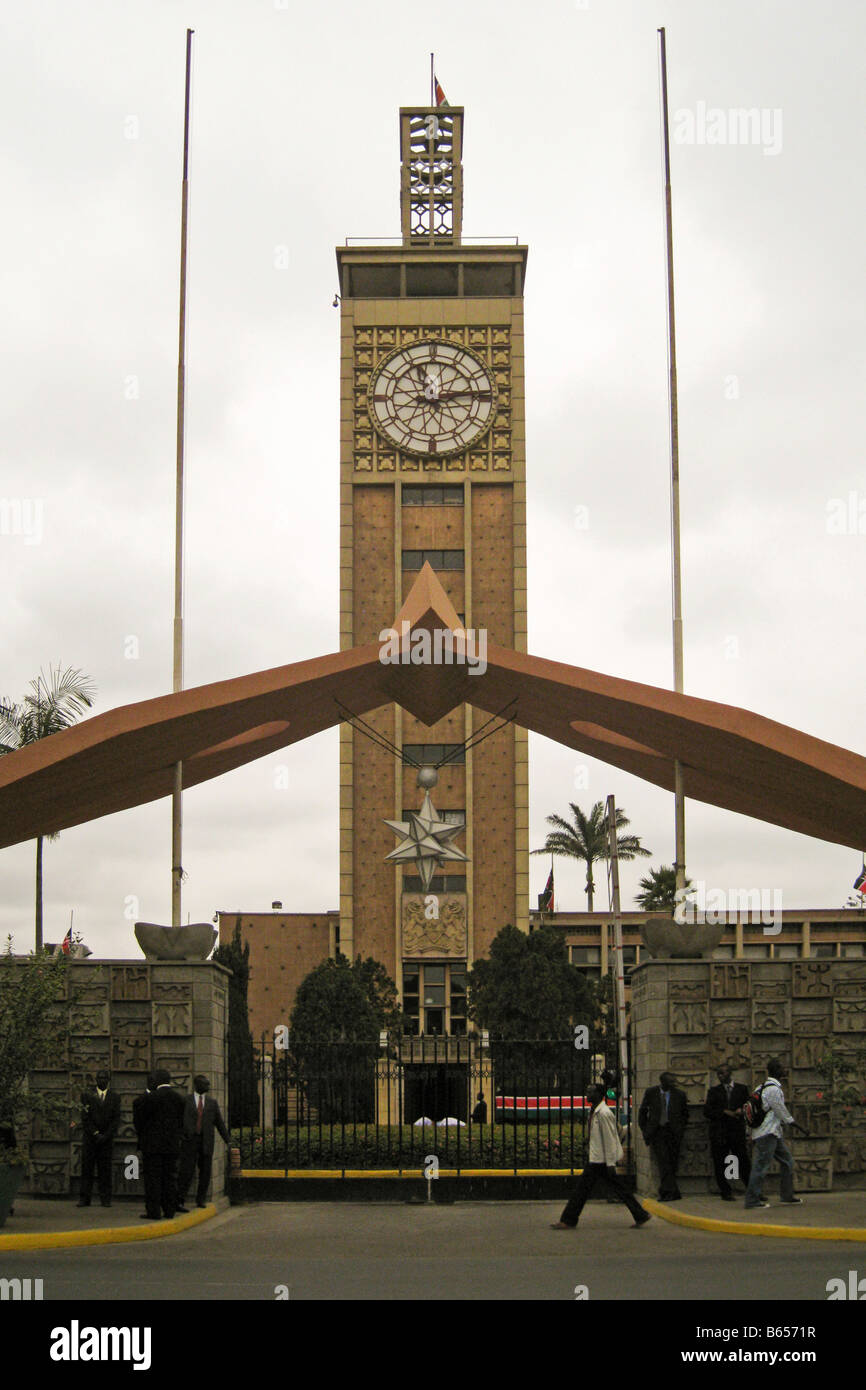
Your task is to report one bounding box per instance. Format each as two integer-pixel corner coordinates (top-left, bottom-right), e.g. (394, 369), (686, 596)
(773, 944), (800, 959)
(712, 945), (736, 959)
(402, 549), (464, 571)
(402, 808), (465, 825)
(403, 873), (466, 894)
(742, 945), (771, 959)
(403, 743), (465, 766)
(402, 485), (464, 507)
(811, 943), (837, 958)
(402, 961), (467, 1036)
(570, 947), (601, 965)
(843, 943), (866, 957)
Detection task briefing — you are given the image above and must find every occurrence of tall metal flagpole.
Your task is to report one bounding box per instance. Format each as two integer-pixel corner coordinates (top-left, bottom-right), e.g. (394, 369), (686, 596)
(430, 52), (435, 105)
(605, 796), (629, 1090)
(172, 28), (194, 927)
(658, 28), (686, 895)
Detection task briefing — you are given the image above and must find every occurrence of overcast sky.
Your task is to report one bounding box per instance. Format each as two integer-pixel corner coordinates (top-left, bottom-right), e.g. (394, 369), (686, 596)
(2, 0), (865, 956)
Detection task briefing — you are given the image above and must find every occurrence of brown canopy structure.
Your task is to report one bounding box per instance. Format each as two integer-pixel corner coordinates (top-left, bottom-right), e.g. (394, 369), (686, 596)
(2, 565), (865, 850)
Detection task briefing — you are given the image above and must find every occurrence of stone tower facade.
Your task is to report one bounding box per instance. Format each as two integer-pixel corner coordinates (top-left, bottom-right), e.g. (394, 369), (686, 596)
(336, 105), (529, 1033)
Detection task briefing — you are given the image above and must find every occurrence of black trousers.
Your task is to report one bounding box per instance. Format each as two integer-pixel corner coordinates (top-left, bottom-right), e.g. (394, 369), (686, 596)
(142, 1153), (178, 1219)
(178, 1136), (213, 1205)
(710, 1133), (751, 1196)
(559, 1163), (646, 1226)
(80, 1138), (113, 1203)
(649, 1127), (683, 1198)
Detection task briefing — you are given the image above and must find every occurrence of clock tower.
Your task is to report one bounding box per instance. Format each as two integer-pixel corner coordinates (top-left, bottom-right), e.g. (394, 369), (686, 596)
(337, 103), (529, 1036)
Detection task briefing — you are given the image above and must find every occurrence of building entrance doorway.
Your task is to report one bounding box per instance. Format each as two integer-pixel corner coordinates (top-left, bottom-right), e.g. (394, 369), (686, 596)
(404, 1063), (468, 1124)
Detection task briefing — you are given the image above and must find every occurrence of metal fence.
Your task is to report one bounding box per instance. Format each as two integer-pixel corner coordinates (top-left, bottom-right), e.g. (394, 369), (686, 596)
(230, 1035), (633, 1175)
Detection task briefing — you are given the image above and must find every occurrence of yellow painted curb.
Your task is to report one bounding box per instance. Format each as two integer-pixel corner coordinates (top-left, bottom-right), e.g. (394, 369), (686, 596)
(242, 1168), (582, 1179)
(0, 1204), (216, 1251)
(642, 1197), (866, 1243)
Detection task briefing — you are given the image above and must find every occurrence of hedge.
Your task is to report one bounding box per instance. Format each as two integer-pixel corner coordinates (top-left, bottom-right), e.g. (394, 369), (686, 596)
(234, 1123), (589, 1170)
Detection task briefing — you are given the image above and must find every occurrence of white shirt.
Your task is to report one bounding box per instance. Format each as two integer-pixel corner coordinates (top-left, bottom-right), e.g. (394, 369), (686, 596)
(750, 1077), (794, 1141)
(587, 1102), (624, 1166)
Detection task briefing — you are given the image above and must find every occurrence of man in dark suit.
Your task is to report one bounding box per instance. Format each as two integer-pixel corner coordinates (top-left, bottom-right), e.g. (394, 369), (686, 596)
(176, 1075), (230, 1211)
(703, 1063), (751, 1201)
(77, 1070), (121, 1208)
(638, 1070), (689, 1200)
(135, 1068), (185, 1220)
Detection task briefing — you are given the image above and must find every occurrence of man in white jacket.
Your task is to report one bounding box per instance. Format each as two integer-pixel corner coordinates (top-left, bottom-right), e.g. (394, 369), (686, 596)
(551, 1084), (651, 1230)
(743, 1059), (803, 1210)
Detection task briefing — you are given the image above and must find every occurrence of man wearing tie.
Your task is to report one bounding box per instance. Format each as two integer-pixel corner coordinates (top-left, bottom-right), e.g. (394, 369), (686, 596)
(77, 1070), (121, 1208)
(703, 1063), (751, 1201)
(176, 1075), (230, 1211)
(638, 1071), (689, 1201)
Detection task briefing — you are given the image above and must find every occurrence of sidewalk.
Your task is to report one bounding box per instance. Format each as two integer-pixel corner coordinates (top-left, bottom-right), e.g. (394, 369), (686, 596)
(0, 1197), (222, 1251)
(642, 1190), (866, 1241)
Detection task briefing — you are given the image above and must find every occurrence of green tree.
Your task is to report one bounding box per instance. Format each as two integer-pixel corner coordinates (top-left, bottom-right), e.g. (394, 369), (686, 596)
(212, 918), (258, 1127)
(635, 864), (694, 913)
(289, 955), (402, 1123)
(0, 939), (70, 1164)
(468, 923), (598, 1088)
(532, 800), (651, 911)
(0, 666), (96, 951)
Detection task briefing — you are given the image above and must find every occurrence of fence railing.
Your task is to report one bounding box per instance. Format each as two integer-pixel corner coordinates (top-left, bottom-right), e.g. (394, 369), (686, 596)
(230, 1035), (632, 1175)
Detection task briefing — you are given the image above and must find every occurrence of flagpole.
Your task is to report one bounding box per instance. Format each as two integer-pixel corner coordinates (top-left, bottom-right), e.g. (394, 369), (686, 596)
(172, 28), (194, 928)
(658, 27), (686, 896)
(430, 52), (434, 106)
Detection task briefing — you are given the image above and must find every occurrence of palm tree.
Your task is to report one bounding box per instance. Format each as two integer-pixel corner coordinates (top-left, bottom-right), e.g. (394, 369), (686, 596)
(636, 864), (693, 913)
(0, 666), (96, 950)
(532, 800), (651, 911)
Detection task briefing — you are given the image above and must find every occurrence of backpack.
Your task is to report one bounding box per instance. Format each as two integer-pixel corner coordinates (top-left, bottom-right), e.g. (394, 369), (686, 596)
(743, 1082), (768, 1129)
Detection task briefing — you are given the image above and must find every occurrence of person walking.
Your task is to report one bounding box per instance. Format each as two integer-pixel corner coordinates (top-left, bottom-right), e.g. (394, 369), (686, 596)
(135, 1069), (185, 1220)
(77, 1070), (121, 1208)
(703, 1064), (751, 1201)
(638, 1071), (689, 1200)
(550, 1084), (651, 1230)
(176, 1075), (230, 1212)
(743, 1059), (804, 1210)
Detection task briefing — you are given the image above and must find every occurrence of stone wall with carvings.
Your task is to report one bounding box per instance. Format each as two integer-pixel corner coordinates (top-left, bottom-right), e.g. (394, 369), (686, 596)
(20, 959), (230, 1200)
(631, 960), (866, 1195)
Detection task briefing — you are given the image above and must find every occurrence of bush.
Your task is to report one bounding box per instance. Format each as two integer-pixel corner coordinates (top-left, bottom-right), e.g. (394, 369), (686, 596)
(234, 1123), (589, 1170)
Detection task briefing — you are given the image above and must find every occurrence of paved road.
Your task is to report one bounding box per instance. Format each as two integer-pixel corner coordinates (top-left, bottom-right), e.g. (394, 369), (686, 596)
(1, 1201), (862, 1301)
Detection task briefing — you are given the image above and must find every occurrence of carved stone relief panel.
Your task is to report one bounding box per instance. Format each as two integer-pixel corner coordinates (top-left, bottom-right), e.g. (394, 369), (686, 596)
(152, 980), (193, 1003)
(111, 965), (150, 1000)
(669, 980), (709, 1003)
(669, 1002), (709, 1035)
(751, 999), (791, 1033)
(792, 962), (832, 997)
(710, 964), (750, 999)
(69, 1003), (110, 1035)
(151, 1002), (193, 1037)
(833, 998), (866, 1033)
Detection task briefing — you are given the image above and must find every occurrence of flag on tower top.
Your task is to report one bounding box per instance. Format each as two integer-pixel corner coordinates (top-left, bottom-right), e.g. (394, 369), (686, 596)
(853, 867), (866, 896)
(434, 75), (449, 107)
(61, 926), (73, 955)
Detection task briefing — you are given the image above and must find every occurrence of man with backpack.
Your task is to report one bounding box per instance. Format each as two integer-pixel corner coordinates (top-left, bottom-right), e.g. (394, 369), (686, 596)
(743, 1059), (804, 1210)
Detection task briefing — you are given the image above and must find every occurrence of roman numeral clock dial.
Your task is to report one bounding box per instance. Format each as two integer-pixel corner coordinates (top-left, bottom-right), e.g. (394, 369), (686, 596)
(368, 340), (496, 457)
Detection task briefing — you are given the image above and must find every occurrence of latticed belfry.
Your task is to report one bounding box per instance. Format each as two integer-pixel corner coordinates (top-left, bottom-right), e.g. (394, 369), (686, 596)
(400, 107), (463, 246)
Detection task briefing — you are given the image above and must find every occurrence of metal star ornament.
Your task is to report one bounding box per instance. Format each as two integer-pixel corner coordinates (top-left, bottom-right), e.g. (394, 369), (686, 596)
(384, 766), (469, 892)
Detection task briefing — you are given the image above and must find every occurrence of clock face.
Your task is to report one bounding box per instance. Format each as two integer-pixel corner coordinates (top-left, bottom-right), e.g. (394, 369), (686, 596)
(368, 340), (497, 457)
